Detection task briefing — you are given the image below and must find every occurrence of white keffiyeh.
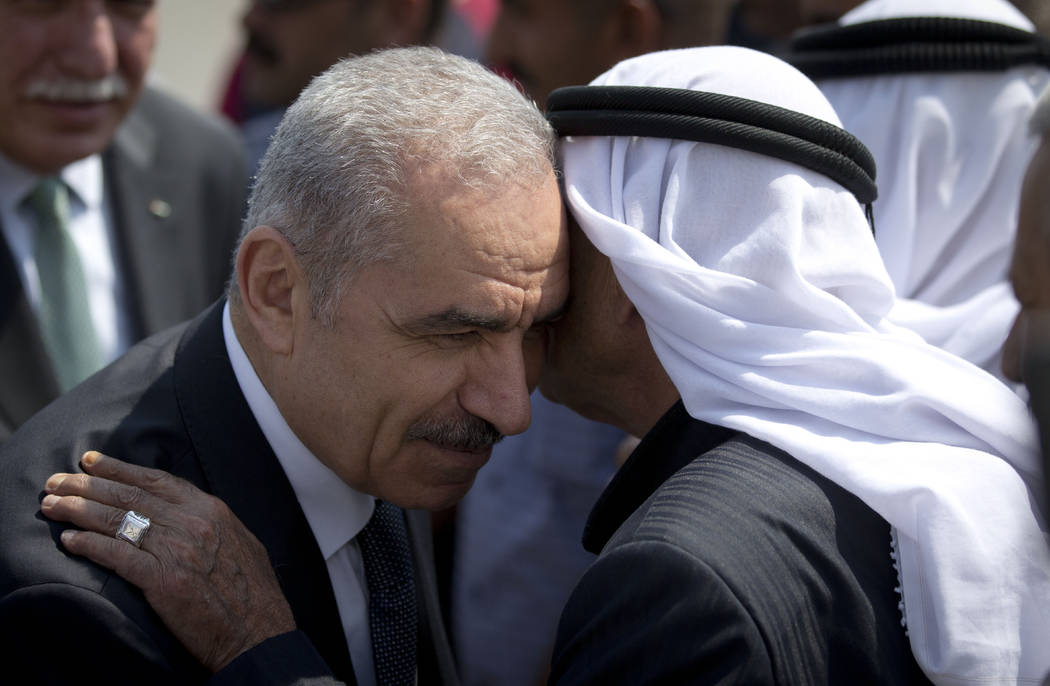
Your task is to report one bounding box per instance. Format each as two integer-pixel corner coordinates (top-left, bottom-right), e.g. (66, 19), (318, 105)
(561, 46), (1050, 685)
(815, 0), (1050, 374)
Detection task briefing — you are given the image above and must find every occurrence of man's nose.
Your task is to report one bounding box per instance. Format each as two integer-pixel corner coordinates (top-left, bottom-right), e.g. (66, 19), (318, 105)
(56, 3), (119, 79)
(459, 338), (533, 438)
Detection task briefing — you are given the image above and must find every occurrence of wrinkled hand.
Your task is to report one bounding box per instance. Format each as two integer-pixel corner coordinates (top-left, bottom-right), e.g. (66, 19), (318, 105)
(39, 451), (297, 672)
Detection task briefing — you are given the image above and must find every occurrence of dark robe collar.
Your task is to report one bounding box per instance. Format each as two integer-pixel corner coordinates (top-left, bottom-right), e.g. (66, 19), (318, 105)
(582, 400), (739, 554)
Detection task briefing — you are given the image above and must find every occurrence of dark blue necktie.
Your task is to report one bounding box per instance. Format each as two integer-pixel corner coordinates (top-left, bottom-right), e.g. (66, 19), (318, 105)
(358, 500), (417, 686)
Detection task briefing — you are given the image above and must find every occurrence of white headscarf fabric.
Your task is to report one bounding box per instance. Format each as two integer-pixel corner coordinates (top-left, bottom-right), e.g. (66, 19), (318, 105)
(815, 0), (1049, 373)
(561, 46), (1050, 685)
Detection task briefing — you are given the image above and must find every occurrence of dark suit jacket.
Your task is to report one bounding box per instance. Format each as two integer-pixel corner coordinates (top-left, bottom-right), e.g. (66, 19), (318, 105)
(549, 401), (932, 685)
(0, 301), (459, 686)
(0, 87), (247, 441)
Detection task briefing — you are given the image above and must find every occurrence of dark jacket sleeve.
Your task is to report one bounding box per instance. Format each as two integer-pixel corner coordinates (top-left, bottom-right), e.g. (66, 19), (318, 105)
(549, 539), (774, 686)
(0, 581), (206, 685)
(211, 632), (348, 686)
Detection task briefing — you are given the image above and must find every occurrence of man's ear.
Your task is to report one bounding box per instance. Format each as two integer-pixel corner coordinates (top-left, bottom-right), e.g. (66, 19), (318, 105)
(235, 226), (304, 356)
(608, 0), (664, 62)
(366, 0), (430, 49)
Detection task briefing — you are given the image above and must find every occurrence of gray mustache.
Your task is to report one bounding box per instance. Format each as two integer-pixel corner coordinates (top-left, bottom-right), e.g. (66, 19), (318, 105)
(406, 416), (503, 452)
(26, 75), (129, 102)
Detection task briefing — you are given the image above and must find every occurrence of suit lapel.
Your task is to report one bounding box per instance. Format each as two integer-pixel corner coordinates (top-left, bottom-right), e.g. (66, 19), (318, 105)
(106, 97), (195, 338)
(172, 302), (356, 683)
(0, 231), (59, 438)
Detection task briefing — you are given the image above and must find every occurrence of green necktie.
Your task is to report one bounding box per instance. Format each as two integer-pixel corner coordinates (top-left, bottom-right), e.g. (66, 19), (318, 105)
(27, 178), (102, 391)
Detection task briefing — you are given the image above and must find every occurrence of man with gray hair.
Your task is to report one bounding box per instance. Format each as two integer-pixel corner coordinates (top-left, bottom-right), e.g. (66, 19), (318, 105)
(0, 46), (568, 685)
(38, 45), (1050, 686)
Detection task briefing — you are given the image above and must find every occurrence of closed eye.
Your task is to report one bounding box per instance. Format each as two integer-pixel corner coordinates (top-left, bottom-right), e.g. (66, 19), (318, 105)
(431, 331), (481, 348)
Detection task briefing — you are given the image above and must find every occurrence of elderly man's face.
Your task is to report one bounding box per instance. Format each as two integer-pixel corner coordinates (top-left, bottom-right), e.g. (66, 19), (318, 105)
(1003, 137), (1050, 383)
(0, 0), (156, 174)
(242, 0), (382, 108)
(282, 169), (569, 510)
(486, 0), (623, 111)
(539, 219), (644, 430)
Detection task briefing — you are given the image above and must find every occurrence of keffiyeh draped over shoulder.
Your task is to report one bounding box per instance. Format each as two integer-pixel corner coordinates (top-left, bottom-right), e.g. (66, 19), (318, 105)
(559, 46), (1050, 685)
(815, 0), (1050, 374)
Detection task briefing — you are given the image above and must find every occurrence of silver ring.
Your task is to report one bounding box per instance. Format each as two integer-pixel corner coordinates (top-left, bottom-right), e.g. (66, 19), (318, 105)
(116, 510), (151, 548)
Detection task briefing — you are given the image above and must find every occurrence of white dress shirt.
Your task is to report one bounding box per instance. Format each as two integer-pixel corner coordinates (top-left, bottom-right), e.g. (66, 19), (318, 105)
(222, 302), (378, 686)
(0, 152), (134, 365)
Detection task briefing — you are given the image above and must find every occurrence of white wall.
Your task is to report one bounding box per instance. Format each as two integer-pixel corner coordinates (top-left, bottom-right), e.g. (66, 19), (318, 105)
(149, 0), (245, 114)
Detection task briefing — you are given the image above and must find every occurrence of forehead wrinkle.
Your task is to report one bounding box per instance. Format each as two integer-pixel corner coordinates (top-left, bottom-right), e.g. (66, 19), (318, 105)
(468, 241), (557, 276)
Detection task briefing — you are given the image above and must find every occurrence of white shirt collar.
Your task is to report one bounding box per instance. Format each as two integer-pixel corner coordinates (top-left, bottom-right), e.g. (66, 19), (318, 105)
(61, 154), (103, 210)
(0, 153), (38, 216)
(0, 152), (102, 211)
(222, 301), (374, 559)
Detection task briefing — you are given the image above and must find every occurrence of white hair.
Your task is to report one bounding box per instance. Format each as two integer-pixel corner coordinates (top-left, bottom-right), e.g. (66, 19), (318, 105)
(234, 46), (556, 324)
(1032, 81), (1050, 137)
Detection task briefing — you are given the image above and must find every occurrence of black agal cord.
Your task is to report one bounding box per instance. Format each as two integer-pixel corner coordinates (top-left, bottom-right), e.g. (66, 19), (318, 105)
(546, 85), (879, 227)
(788, 16), (1050, 79)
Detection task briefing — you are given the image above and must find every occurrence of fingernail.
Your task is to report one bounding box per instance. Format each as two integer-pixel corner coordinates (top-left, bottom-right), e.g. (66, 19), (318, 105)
(82, 451), (100, 466)
(41, 494), (60, 508)
(44, 474), (66, 493)
(60, 530), (75, 545)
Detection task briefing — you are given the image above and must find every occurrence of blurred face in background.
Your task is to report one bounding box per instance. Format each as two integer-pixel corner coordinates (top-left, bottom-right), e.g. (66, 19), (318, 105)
(242, 0), (433, 108)
(796, 0), (861, 24)
(242, 0), (367, 107)
(0, 0), (157, 174)
(486, 0), (629, 110)
(485, 0), (736, 111)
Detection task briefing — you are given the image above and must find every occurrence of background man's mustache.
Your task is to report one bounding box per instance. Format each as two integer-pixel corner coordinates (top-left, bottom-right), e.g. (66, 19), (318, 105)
(26, 75), (129, 102)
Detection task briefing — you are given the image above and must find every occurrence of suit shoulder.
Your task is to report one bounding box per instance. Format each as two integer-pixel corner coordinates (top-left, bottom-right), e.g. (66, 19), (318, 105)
(0, 581), (206, 682)
(613, 435), (883, 557)
(132, 87), (244, 164)
(592, 436), (924, 682)
(0, 323), (196, 593)
(551, 536), (774, 685)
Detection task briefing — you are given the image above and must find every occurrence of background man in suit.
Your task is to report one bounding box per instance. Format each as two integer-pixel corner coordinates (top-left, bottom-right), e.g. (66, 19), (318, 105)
(0, 0), (247, 441)
(2, 46), (567, 685)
